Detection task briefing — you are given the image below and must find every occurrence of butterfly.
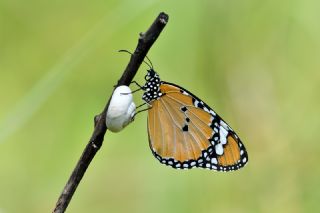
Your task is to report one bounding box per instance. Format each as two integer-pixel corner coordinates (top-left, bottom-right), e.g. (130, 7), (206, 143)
(139, 69), (248, 172)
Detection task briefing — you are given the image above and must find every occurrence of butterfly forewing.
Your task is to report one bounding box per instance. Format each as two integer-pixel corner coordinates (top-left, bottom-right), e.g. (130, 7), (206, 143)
(147, 81), (248, 171)
(148, 98), (207, 163)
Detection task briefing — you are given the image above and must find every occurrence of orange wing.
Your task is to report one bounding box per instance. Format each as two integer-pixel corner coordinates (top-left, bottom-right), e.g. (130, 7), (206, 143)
(147, 82), (248, 171)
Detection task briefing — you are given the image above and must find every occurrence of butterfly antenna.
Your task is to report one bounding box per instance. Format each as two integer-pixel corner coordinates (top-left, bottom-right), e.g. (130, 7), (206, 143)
(144, 55), (154, 69)
(118, 49), (153, 69)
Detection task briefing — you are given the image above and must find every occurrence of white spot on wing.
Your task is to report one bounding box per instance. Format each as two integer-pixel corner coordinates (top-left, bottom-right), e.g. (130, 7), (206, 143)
(209, 110), (216, 116)
(220, 125), (228, 137)
(182, 91), (189, 95)
(215, 144), (224, 155)
(194, 100), (199, 107)
(220, 120), (229, 130)
(219, 125), (228, 145)
(211, 158), (218, 164)
(242, 157), (247, 163)
(220, 136), (227, 145)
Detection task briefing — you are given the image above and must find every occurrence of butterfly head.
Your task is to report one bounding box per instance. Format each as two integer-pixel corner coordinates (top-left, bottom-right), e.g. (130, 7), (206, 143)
(142, 69), (163, 103)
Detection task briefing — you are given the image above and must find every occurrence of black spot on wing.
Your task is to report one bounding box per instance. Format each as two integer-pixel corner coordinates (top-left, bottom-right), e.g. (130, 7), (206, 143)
(182, 124), (189, 132)
(181, 106), (187, 112)
(197, 102), (204, 109)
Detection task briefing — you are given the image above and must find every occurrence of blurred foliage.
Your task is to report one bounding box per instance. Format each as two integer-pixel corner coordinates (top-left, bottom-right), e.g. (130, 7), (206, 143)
(1, 0), (320, 212)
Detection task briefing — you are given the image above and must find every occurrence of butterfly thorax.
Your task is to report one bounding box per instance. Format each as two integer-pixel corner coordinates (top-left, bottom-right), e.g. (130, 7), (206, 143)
(142, 69), (163, 103)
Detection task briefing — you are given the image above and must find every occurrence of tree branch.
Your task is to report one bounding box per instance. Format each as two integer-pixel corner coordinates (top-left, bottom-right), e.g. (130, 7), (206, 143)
(53, 12), (169, 213)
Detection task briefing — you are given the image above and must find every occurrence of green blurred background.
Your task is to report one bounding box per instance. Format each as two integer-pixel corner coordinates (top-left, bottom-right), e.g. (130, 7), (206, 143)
(1, 0), (319, 212)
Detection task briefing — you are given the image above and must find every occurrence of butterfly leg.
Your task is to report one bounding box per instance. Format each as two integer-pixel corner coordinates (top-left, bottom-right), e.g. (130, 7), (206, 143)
(120, 87), (142, 95)
(131, 81), (145, 90)
(135, 102), (147, 109)
(113, 81), (144, 95)
(132, 102), (152, 118)
(119, 81), (145, 95)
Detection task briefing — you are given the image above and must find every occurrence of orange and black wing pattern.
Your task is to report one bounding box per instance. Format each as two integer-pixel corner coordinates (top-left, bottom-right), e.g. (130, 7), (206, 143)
(142, 70), (248, 172)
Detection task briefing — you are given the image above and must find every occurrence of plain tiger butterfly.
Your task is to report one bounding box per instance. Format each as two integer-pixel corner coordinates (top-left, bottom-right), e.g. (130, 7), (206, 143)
(138, 68), (248, 172)
(106, 85), (136, 132)
(118, 50), (248, 172)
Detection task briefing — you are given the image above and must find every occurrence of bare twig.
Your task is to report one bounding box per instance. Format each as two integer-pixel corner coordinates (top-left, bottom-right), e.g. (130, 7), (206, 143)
(53, 12), (169, 213)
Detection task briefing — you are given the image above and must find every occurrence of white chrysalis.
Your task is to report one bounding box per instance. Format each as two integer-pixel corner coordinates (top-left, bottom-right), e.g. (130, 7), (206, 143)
(106, 85), (136, 132)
